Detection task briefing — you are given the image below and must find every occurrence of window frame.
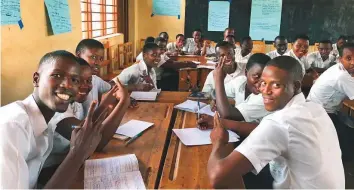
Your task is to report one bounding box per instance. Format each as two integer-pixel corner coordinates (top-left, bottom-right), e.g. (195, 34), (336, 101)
(81, 0), (118, 39)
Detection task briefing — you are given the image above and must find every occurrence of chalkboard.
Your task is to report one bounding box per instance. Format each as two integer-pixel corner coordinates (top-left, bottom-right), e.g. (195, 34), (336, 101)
(184, 0), (354, 44)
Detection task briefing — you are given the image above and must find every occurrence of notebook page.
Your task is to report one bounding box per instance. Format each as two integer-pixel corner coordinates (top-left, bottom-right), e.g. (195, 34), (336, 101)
(84, 154), (139, 178)
(115, 120), (154, 138)
(84, 172), (145, 189)
(174, 100), (207, 113)
(130, 91), (158, 101)
(173, 128), (240, 146)
(197, 105), (215, 116)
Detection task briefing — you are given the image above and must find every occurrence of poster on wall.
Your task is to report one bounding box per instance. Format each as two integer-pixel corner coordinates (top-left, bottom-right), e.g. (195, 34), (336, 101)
(44, 0), (72, 35)
(249, 0), (283, 41)
(1, 0), (21, 25)
(208, 1), (230, 32)
(152, 0), (181, 17)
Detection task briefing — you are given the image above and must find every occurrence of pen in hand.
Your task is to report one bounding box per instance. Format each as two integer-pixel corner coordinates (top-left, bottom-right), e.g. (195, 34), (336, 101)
(197, 99), (201, 119)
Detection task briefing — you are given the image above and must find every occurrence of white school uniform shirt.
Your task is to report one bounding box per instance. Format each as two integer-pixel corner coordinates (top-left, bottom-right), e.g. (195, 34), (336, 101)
(201, 70), (243, 94)
(183, 38), (199, 53)
(136, 52), (168, 80)
(234, 48), (252, 76)
(82, 75), (111, 117)
(332, 43), (339, 57)
(0, 95), (58, 188)
(235, 93), (270, 122)
(235, 93), (345, 188)
(266, 50), (287, 59)
(307, 51), (336, 69)
(307, 63), (354, 113)
(43, 102), (84, 168)
(114, 59), (157, 89)
(167, 42), (182, 53)
(284, 50), (310, 76)
(224, 76), (248, 105)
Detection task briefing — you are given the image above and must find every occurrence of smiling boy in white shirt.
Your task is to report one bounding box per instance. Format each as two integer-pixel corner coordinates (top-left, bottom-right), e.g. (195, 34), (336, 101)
(207, 56), (344, 189)
(284, 35), (312, 76)
(307, 40), (336, 73)
(266, 36), (288, 59)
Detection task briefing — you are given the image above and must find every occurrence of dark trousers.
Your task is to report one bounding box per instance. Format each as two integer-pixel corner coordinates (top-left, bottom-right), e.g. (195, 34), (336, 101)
(243, 164), (273, 189)
(329, 113), (354, 161)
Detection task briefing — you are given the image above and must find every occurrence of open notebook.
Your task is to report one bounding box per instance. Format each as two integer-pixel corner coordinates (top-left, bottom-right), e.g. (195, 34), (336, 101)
(174, 100), (215, 116)
(130, 91), (158, 101)
(84, 154), (146, 189)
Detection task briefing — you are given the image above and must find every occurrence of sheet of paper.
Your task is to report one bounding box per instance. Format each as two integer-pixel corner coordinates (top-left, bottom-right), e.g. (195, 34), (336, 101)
(116, 120), (154, 138)
(150, 88), (162, 94)
(1, 0), (21, 25)
(249, 0), (283, 40)
(44, 0), (72, 34)
(173, 128), (240, 146)
(174, 100), (207, 113)
(197, 64), (216, 69)
(152, 0), (180, 16)
(198, 105), (215, 117)
(192, 60), (217, 65)
(208, 1), (230, 31)
(84, 154), (145, 189)
(130, 91), (158, 101)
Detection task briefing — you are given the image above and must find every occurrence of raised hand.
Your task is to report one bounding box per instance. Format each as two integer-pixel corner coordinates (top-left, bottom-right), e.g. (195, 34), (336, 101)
(213, 56), (227, 80)
(70, 101), (112, 161)
(197, 114), (213, 130)
(210, 112), (229, 145)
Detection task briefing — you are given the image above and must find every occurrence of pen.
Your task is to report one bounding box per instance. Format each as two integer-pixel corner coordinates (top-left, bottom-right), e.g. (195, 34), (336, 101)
(125, 131), (144, 146)
(197, 100), (201, 119)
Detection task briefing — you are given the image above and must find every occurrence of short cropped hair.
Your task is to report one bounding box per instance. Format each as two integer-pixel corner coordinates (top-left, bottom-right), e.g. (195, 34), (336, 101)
(339, 43), (354, 57)
(154, 37), (167, 44)
(338, 35), (347, 41)
(145, 37), (155, 45)
(193, 29), (202, 33)
(38, 50), (78, 70)
(143, 43), (159, 53)
(176, 34), (184, 39)
(266, 56), (303, 82)
(319, 40), (332, 45)
(294, 34), (310, 43)
(274, 36), (287, 42)
(75, 39), (104, 54)
(77, 57), (90, 67)
(216, 41), (234, 50)
(241, 36), (252, 44)
(246, 53), (271, 71)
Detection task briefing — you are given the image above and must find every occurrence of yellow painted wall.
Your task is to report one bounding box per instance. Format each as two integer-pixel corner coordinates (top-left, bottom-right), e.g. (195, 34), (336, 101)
(129, 0), (186, 56)
(1, 0), (124, 106)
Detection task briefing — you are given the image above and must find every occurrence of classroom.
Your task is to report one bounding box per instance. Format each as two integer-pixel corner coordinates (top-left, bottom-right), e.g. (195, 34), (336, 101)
(1, 0), (354, 189)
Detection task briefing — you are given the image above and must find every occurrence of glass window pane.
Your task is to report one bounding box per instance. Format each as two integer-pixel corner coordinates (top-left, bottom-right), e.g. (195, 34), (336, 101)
(106, 13), (113, 20)
(81, 13), (86, 21)
(106, 6), (113, 13)
(91, 0), (100, 4)
(82, 32), (88, 39)
(92, 13), (101, 21)
(106, 0), (113, 5)
(80, 2), (86, 11)
(106, 28), (113, 34)
(106, 21), (114, 28)
(91, 4), (101, 12)
(92, 22), (101, 30)
(81, 22), (86, 31)
(93, 30), (101, 37)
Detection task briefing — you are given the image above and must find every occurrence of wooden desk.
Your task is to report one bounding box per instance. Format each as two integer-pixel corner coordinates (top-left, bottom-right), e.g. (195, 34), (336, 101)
(158, 111), (236, 189)
(342, 100), (354, 118)
(169, 55), (206, 63)
(157, 91), (191, 105)
(72, 102), (174, 189)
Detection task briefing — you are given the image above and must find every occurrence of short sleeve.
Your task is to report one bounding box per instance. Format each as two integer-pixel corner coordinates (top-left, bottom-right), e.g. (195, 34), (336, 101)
(335, 73), (354, 100)
(0, 122), (29, 189)
(236, 94), (269, 122)
(96, 77), (111, 94)
(201, 71), (214, 93)
(136, 53), (143, 61)
(307, 53), (316, 68)
(116, 69), (132, 85)
(303, 57), (311, 70)
(235, 118), (288, 174)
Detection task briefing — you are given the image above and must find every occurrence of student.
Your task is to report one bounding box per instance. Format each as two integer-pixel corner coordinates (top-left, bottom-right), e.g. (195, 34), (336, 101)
(183, 29), (203, 55)
(202, 41), (239, 94)
(224, 35), (236, 49)
(199, 53), (271, 136)
(224, 28), (235, 40)
(201, 40), (216, 56)
(234, 36), (253, 76)
(75, 39), (112, 115)
(113, 43), (160, 91)
(0, 50), (109, 188)
(159, 31), (169, 42)
(332, 35), (347, 57)
(284, 35), (311, 76)
(207, 56), (345, 189)
(307, 43), (354, 160)
(167, 34), (185, 55)
(266, 36), (288, 59)
(307, 40), (336, 72)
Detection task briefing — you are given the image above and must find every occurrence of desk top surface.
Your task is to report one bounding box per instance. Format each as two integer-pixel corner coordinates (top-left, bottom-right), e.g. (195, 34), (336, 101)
(73, 102), (174, 189)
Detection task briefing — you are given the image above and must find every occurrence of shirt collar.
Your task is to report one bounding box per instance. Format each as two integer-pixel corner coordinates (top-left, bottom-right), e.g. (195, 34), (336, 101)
(23, 95), (48, 137)
(283, 93), (306, 109)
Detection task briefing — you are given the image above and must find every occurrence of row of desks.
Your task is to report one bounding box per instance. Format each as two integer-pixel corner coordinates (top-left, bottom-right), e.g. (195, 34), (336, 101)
(73, 92), (234, 189)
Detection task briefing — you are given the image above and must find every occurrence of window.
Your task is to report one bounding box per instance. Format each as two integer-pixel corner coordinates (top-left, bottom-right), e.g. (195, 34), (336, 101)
(81, 0), (118, 39)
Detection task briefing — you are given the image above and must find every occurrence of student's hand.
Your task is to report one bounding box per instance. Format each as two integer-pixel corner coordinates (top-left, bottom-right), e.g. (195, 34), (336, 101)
(135, 83), (154, 91)
(100, 85), (120, 107)
(197, 114), (214, 130)
(113, 79), (129, 102)
(210, 112), (229, 145)
(213, 56), (227, 80)
(129, 97), (139, 108)
(70, 101), (112, 161)
(210, 100), (217, 112)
